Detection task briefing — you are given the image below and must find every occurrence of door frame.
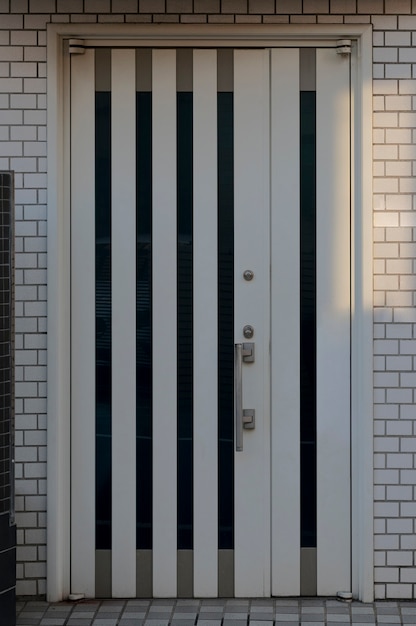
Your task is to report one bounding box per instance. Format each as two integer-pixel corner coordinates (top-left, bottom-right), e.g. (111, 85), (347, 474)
(46, 22), (373, 602)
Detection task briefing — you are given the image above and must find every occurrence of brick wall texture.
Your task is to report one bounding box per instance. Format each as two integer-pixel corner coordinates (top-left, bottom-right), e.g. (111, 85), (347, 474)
(1, 0), (416, 601)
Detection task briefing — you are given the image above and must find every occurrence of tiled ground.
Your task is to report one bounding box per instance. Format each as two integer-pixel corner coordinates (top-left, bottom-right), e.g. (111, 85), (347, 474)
(15, 598), (416, 626)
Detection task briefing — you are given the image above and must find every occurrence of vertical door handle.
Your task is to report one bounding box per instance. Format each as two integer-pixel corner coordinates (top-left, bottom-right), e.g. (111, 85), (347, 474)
(234, 343), (255, 452)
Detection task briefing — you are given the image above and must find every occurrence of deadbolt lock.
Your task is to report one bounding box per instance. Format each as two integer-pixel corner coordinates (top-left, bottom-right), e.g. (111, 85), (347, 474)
(243, 325), (254, 339)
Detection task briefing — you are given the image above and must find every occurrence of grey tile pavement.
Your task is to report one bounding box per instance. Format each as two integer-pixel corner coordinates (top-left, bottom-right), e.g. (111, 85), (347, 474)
(15, 599), (416, 626)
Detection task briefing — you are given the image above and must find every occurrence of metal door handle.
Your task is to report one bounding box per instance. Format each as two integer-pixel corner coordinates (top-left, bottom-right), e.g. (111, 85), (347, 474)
(234, 343), (255, 452)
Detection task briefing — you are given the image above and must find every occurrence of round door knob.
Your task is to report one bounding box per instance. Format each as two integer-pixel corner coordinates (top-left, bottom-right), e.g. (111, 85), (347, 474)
(243, 270), (254, 281)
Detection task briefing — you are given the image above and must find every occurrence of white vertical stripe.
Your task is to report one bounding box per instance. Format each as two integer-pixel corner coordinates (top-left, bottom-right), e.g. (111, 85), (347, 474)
(270, 48), (300, 597)
(234, 49), (271, 597)
(70, 49), (96, 598)
(111, 49), (137, 598)
(316, 48), (351, 595)
(193, 49), (218, 598)
(152, 49), (177, 598)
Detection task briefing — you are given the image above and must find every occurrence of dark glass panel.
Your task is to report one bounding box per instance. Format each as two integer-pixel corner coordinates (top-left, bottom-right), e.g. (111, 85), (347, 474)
(95, 91), (112, 550)
(177, 92), (193, 550)
(300, 90), (317, 548)
(218, 92), (234, 550)
(136, 91), (153, 549)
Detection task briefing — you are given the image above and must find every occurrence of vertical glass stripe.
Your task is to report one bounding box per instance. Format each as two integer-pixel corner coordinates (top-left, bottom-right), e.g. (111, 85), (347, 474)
(218, 92), (234, 550)
(177, 91), (193, 550)
(300, 90), (317, 549)
(95, 90), (112, 550)
(136, 91), (153, 550)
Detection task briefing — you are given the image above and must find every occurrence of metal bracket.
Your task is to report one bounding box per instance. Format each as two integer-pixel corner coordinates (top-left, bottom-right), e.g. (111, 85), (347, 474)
(242, 342), (255, 363)
(336, 39), (352, 56)
(69, 39), (86, 55)
(243, 409), (255, 430)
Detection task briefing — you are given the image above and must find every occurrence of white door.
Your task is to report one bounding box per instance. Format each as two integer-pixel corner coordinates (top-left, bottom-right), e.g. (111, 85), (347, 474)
(70, 45), (351, 598)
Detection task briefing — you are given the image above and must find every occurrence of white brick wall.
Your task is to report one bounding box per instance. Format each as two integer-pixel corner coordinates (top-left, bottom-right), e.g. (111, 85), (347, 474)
(1, 0), (416, 600)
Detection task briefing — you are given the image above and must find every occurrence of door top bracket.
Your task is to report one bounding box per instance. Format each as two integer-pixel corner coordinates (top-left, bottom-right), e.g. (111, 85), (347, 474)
(336, 39), (352, 55)
(69, 39), (86, 54)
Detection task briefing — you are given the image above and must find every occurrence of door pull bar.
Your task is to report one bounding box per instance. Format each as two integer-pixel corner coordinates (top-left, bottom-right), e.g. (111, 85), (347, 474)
(234, 342), (255, 452)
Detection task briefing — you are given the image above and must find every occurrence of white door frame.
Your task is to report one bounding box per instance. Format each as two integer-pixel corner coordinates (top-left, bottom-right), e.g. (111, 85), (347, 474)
(46, 22), (373, 602)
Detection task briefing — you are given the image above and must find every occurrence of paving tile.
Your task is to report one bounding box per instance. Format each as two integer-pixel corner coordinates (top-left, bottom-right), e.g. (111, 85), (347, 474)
(377, 609), (401, 615)
(147, 607), (172, 620)
(18, 597), (416, 626)
(199, 612), (223, 619)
